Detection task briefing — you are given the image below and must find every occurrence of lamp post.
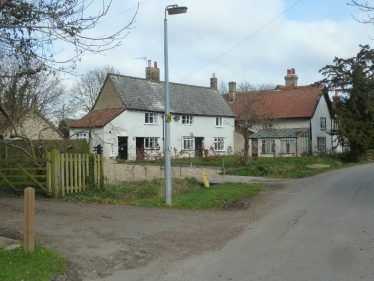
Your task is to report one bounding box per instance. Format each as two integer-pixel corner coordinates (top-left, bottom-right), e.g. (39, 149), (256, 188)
(164, 4), (188, 206)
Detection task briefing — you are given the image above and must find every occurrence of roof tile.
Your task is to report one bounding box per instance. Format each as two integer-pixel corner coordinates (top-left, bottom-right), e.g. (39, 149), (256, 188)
(225, 85), (325, 120)
(109, 74), (235, 117)
(70, 108), (125, 128)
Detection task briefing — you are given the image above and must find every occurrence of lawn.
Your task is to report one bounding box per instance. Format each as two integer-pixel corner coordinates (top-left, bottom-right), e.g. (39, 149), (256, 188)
(0, 245), (66, 281)
(125, 155), (351, 178)
(225, 156), (347, 178)
(65, 178), (266, 209)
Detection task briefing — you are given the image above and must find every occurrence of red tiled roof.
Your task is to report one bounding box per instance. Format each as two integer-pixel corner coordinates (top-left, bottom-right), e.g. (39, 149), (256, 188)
(70, 108), (125, 128)
(225, 85), (325, 120)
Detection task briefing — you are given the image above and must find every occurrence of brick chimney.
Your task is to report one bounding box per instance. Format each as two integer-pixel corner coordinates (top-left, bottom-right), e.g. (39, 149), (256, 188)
(210, 73), (218, 91)
(284, 68), (298, 87)
(332, 90), (340, 109)
(228, 81), (236, 102)
(145, 60), (160, 82)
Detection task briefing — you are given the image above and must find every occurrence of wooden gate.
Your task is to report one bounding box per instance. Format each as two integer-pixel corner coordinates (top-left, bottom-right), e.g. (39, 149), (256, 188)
(0, 149), (103, 197)
(0, 159), (48, 192)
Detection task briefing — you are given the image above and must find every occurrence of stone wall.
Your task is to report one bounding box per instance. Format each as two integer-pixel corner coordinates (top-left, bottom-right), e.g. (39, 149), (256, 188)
(104, 159), (222, 184)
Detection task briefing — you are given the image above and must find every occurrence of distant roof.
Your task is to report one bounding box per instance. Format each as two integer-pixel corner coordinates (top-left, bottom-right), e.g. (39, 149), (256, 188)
(109, 74), (235, 117)
(70, 108), (125, 128)
(0, 108), (63, 138)
(250, 128), (309, 139)
(224, 85), (327, 120)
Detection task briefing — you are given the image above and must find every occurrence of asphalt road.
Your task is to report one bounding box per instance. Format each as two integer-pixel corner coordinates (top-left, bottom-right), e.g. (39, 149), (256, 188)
(120, 163), (374, 281)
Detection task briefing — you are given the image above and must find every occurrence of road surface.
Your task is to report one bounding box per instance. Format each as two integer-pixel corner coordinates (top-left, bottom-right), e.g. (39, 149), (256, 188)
(113, 163), (374, 281)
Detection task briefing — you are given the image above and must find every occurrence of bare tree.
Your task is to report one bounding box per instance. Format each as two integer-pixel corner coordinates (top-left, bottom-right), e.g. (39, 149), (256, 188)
(350, 0), (374, 24)
(71, 66), (119, 114)
(0, 58), (68, 121)
(233, 92), (273, 163)
(0, 0), (136, 77)
(218, 80), (228, 94)
(219, 80), (275, 94)
(238, 81), (275, 91)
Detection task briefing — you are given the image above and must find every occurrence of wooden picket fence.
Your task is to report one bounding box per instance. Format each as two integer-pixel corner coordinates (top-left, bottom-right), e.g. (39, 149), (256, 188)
(46, 149), (104, 197)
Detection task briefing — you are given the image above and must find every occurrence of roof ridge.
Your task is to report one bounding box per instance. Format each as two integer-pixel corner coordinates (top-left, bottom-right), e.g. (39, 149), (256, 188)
(108, 73), (215, 91)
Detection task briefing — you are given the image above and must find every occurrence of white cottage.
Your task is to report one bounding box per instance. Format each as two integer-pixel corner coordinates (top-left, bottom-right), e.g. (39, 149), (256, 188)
(225, 69), (337, 157)
(69, 63), (235, 160)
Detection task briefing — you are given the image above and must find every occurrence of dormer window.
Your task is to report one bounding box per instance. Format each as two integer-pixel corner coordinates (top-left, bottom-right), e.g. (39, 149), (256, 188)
(182, 115), (193, 125)
(145, 112), (157, 124)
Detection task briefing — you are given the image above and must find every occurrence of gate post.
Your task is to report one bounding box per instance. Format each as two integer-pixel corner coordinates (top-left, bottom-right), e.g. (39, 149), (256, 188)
(50, 149), (61, 197)
(24, 187), (35, 253)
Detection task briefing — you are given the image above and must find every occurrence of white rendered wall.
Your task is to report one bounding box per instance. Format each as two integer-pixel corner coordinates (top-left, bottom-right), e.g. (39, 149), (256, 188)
(69, 128), (104, 153)
(310, 97), (333, 153)
(271, 119), (310, 129)
(94, 110), (235, 159)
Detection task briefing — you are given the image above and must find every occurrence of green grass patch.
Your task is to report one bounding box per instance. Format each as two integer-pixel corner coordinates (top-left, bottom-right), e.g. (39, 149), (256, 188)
(131, 182), (265, 209)
(65, 178), (266, 209)
(65, 179), (165, 205)
(0, 245), (66, 281)
(225, 156), (347, 178)
(123, 155), (357, 178)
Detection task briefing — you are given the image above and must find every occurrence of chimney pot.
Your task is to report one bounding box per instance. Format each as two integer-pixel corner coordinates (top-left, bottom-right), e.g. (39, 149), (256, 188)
(146, 59), (159, 82)
(284, 68), (298, 87)
(210, 73), (218, 91)
(228, 81), (236, 102)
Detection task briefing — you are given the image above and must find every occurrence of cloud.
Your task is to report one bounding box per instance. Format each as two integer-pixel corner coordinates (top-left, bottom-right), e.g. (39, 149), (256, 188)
(70, 0), (374, 90)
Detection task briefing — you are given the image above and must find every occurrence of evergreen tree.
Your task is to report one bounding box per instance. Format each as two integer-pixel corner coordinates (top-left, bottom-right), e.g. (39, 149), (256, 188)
(320, 45), (374, 160)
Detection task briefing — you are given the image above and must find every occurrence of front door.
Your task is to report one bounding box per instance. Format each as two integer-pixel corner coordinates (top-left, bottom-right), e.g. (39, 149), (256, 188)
(195, 137), (204, 157)
(136, 138), (145, 160)
(118, 137), (128, 160)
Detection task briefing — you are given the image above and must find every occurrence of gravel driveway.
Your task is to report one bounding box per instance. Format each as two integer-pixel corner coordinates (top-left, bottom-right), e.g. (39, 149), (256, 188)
(0, 181), (291, 281)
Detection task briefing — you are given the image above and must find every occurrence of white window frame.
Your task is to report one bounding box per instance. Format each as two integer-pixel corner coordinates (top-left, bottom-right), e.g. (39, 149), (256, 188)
(216, 117), (223, 127)
(144, 137), (158, 150)
(214, 137), (225, 151)
(183, 136), (194, 150)
(261, 139), (275, 154)
(145, 112), (157, 124)
(280, 139), (296, 154)
(77, 132), (88, 140)
(182, 115), (193, 125)
(320, 117), (326, 131)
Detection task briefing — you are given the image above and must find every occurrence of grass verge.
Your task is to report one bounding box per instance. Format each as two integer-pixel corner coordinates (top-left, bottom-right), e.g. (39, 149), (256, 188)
(123, 155), (356, 178)
(0, 245), (66, 281)
(131, 182), (265, 209)
(226, 156), (348, 178)
(65, 178), (267, 209)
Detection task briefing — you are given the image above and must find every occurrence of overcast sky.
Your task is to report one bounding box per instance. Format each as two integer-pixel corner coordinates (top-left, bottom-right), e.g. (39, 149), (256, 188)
(64, 0), (374, 89)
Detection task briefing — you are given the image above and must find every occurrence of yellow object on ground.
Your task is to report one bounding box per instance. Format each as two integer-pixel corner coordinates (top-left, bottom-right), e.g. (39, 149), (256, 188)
(201, 169), (210, 188)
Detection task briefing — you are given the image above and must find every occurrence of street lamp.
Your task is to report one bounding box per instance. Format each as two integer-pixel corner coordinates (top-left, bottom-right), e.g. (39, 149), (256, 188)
(164, 4), (188, 206)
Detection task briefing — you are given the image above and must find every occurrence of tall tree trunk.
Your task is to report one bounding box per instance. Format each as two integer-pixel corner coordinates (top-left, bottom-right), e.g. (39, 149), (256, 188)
(242, 130), (250, 164)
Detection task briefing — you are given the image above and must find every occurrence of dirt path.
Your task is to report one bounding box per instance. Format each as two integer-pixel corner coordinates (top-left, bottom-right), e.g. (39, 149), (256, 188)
(0, 181), (296, 281)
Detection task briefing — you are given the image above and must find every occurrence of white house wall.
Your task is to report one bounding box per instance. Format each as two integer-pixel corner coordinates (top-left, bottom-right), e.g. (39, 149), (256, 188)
(96, 110), (234, 159)
(310, 97), (333, 153)
(271, 119), (310, 129)
(69, 128), (104, 153)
